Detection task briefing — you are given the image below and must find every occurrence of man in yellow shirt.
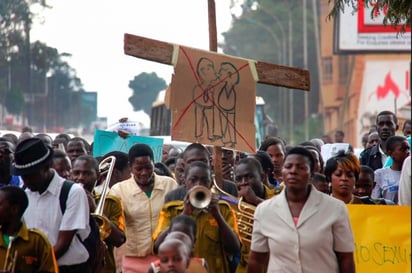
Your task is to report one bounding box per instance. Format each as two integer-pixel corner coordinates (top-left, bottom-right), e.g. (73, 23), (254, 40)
(234, 157), (282, 273)
(0, 186), (58, 273)
(71, 155), (126, 273)
(153, 161), (240, 273)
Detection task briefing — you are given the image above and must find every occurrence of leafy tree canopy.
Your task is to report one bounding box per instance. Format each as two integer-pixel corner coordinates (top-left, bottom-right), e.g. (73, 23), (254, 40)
(128, 72), (167, 114)
(222, 0), (320, 139)
(0, 0), (91, 129)
(0, 0), (49, 61)
(5, 86), (24, 115)
(328, 0), (410, 31)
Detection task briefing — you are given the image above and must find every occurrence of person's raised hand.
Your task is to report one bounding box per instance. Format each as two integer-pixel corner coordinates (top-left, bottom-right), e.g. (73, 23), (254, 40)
(238, 186), (259, 206)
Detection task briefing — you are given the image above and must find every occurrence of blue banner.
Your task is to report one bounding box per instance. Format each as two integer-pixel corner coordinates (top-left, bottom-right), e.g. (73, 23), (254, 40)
(93, 130), (163, 162)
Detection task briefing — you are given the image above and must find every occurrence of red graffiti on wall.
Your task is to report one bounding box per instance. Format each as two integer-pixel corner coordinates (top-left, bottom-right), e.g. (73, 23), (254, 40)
(368, 72), (400, 101)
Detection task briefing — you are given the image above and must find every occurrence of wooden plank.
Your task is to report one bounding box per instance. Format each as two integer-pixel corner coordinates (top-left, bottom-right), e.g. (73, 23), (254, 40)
(207, 0), (223, 190)
(208, 0), (218, 52)
(124, 33), (310, 91)
(124, 34), (174, 66)
(255, 61), (310, 91)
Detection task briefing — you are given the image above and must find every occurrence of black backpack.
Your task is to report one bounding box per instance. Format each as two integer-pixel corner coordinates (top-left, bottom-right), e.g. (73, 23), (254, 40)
(59, 180), (105, 273)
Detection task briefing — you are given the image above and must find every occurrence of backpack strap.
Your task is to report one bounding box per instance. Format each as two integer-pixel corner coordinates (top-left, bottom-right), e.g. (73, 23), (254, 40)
(59, 180), (74, 214)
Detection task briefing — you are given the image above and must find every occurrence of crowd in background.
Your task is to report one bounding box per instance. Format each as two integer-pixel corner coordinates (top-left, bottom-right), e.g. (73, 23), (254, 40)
(0, 110), (410, 273)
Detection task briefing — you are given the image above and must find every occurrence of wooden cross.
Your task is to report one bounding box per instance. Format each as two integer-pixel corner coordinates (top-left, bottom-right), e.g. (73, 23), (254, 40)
(124, 35), (310, 91)
(123, 1), (310, 187)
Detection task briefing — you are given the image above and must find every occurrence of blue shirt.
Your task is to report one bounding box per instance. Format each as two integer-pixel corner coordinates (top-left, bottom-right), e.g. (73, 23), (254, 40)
(0, 175), (21, 188)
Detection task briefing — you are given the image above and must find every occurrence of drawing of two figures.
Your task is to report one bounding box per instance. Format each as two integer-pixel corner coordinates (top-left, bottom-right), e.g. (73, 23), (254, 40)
(193, 57), (240, 148)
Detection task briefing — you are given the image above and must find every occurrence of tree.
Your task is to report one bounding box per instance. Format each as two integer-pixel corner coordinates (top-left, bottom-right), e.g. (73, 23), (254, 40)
(1, 0), (43, 123)
(0, 0), (50, 95)
(0, 0), (30, 62)
(44, 54), (85, 129)
(222, 0), (320, 141)
(5, 86), (24, 115)
(128, 72), (167, 114)
(1, 0), (91, 130)
(31, 41), (59, 74)
(328, 0), (410, 31)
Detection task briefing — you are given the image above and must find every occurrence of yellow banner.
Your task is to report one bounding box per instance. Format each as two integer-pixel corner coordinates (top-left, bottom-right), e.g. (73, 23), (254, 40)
(348, 205), (411, 273)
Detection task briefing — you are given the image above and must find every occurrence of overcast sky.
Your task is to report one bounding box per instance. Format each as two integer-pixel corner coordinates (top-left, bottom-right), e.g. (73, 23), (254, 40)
(31, 0), (233, 126)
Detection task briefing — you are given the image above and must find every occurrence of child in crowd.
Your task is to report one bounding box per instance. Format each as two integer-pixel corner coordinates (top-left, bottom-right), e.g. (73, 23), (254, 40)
(352, 166), (394, 205)
(372, 136), (410, 203)
(366, 132), (379, 149)
(0, 186), (58, 273)
(311, 172), (330, 194)
(157, 239), (191, 273)
(151, 215), (209, 273)
(52, 149), (72, 179)
(383, 136), (411, 167)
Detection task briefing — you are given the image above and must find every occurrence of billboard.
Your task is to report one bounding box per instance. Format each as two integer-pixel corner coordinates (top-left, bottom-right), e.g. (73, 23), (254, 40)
(334, 0), (411, 53)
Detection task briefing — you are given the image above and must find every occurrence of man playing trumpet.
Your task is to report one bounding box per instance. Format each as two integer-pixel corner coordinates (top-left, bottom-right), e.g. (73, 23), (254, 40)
(234, 157), (282, 273)
(153, 161), (240, 273)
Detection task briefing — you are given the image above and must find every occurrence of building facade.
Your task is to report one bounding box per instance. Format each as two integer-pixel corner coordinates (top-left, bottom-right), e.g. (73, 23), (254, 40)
(319, 2), (411, 147)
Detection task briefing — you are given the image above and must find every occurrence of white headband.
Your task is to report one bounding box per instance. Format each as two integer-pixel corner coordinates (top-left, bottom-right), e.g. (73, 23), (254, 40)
(14, 149), (50, 169)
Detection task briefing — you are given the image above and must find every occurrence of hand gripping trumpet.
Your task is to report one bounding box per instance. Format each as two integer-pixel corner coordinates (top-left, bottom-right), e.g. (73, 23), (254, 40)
(211, 179), (255, 249)
(91, 155), (116, 240)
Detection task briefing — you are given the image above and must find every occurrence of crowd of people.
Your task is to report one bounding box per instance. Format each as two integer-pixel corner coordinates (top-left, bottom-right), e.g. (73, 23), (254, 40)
(0, 110), (410, 273)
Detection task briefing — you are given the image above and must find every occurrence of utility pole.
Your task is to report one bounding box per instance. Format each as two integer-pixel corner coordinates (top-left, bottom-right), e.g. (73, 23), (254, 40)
(303, 0), (309, 140)
(288, 7), (294, 144)
(258, 6), (288, 127)
(311, 0), (323, 130)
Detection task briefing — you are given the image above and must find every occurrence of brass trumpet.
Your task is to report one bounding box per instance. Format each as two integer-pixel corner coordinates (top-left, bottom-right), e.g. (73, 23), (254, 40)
(2, 237), (17, 273)
(212, 179), (255, 249)
(189, 185), (212, 209)
(91, 155), (116, 240)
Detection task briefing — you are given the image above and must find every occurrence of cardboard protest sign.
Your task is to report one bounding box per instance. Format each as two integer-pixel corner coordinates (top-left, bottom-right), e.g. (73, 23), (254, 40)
(169, 46), (257, 153)
(93, 130), (163, 162)
(347, 205), (411, 273)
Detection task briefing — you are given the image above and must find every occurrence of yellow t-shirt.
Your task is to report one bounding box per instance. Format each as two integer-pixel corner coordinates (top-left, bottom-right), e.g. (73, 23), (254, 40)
(153, 200), (239, 273)
(0, 223), (58, 273)
(235, 184), (283, 273)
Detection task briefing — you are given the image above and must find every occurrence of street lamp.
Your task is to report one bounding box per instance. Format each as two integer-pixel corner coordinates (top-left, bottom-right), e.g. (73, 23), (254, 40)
(256, 6), (287, 66)
(303, 0), (309, 140)
(253, 6), (288, 129)
(244, 17), (282, 64)
(288, 7), (294, 144)
(245, 16), (290, 135)
(253, 4), (294, 142)
(43, 72), (52, 132)
(230, 5), (283, 64)
(231, 3), (295, 140)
